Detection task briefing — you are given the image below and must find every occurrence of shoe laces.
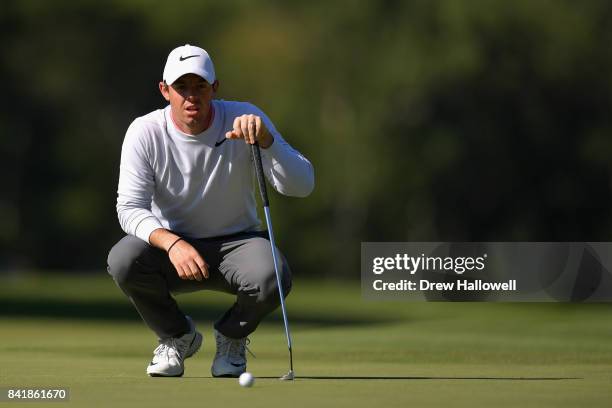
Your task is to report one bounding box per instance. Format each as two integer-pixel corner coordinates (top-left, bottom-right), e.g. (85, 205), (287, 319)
(153, 338), (182, 363)
(216, 334), (256, 360)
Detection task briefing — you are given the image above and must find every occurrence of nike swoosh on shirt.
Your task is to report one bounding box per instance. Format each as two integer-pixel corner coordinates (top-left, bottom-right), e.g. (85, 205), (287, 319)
(214, 138), (228, 147)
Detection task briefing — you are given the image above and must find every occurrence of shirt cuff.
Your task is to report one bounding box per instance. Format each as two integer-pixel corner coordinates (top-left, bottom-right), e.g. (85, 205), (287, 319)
(135, 216), (164, 244)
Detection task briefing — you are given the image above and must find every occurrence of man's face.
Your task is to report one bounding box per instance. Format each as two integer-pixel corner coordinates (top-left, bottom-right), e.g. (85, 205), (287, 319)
(159, 73), (218, 134)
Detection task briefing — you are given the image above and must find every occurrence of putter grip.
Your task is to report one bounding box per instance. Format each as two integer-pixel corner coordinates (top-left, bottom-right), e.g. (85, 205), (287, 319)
(251, 142), (269, 207)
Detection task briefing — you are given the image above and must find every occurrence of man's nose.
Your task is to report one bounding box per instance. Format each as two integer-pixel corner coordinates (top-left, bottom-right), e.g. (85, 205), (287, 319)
(183, 87), (199, 98)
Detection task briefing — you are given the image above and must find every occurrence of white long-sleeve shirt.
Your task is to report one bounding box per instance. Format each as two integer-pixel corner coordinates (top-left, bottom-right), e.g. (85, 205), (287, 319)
(116, 100), (314, 243)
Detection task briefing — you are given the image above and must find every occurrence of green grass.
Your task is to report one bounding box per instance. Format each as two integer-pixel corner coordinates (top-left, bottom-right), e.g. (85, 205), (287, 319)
(1, 272), (611, 407)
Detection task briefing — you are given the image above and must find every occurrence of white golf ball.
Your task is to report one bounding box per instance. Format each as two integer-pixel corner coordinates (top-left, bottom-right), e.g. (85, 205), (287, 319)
(239, 372), (255, 387)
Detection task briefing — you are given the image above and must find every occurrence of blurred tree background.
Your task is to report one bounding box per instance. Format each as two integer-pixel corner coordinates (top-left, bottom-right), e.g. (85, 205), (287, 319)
(1, 0), (612, 277)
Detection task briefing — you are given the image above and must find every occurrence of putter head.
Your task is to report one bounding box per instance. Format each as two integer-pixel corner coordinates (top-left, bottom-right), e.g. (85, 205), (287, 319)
(279, 370), (295, 381)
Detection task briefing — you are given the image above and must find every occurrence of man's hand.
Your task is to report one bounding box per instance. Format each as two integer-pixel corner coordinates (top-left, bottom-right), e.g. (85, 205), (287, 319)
(150, 229), (209, 281)
(225, 114), (274, 148)
(166, 239), (209, 281)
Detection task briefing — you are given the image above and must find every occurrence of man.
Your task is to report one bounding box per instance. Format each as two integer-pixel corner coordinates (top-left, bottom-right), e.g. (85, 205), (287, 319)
(107, 44), (314, 378)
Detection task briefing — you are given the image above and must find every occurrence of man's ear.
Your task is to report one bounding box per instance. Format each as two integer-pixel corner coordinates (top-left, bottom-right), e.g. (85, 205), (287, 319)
(212, 80), (220, 93)
(159, 81), (170, 101)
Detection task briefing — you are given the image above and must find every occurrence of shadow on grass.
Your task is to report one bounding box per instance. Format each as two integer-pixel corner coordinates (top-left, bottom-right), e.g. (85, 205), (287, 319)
(0, 298), (396, 327)
(193, 376), (582, 381)
(293, 375), (583, 380)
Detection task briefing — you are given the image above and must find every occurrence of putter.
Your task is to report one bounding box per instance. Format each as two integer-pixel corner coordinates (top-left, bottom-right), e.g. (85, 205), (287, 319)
(250, 141), (295, 381)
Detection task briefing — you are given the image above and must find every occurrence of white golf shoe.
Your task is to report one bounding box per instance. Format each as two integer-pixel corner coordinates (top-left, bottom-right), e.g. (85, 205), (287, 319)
(146, 316), (203, 377)
(211, 329), (252, 377)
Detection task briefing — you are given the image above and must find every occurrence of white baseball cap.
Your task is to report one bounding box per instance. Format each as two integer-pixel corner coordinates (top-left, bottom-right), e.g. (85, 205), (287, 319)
(162, 44), (216, 85)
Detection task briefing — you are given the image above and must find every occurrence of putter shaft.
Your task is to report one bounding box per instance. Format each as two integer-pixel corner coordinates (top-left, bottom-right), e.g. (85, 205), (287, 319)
(251, 142), (295, 379)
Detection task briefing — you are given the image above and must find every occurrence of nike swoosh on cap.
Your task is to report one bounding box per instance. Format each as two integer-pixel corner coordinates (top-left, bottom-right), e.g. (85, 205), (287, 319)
(179, 55), (200, 61)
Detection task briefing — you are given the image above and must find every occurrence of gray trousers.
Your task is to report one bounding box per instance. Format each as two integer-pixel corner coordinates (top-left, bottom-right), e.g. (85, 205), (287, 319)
(106, 231), (291, 339)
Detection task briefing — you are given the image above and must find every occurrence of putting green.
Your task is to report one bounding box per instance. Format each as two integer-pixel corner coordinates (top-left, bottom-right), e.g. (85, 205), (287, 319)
(1, 274), (611, 407)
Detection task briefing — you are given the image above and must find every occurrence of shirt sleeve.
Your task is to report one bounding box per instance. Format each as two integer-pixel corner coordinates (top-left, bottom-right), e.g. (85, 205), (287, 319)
(115, 120), (164, 243)
(253, 106), (315, 198)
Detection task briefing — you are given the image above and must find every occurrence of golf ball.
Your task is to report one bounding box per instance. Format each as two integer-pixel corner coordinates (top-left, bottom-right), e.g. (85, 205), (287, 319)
(239, 372), (254, 387)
